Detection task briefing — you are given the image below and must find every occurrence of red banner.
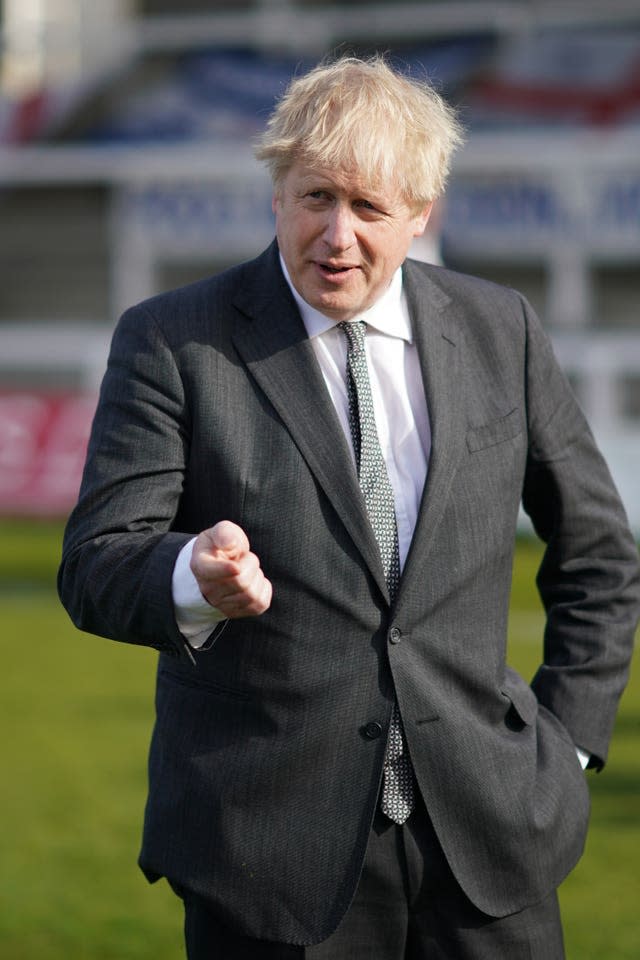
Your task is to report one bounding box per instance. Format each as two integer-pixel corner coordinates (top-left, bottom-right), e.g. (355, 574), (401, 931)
(0, 392), (97, 516)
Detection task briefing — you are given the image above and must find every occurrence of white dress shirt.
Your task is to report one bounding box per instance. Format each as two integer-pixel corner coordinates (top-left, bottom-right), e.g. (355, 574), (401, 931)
(286, 261), (431, 568)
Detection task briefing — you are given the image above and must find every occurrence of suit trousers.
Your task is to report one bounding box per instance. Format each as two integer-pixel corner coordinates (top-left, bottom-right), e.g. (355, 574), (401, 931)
(174, 795), (565, 960)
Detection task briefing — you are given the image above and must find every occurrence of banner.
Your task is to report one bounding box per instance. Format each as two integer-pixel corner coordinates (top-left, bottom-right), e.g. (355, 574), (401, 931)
(0, 392), (96, 516)
(445, 172), (640, 254)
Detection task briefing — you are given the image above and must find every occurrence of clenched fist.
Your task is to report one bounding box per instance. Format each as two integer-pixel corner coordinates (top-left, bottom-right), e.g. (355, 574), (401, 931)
(190, 520), (272, 619)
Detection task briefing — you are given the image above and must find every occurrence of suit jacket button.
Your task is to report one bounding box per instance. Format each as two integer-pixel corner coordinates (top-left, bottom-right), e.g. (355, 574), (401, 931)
(389, 627), (402, 644)
(363, 721), (383, 740)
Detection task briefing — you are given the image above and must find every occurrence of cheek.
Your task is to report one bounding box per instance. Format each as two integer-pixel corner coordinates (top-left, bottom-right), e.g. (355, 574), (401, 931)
(370, 240), (400, 271)
(280, 216), (311, 254)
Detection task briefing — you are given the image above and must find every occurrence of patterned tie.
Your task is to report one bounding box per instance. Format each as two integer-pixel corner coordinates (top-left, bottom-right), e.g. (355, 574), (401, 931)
(339, 320), (415, 825)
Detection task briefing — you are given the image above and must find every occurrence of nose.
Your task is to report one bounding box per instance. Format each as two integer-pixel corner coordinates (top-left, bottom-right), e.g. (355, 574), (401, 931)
(323, 203), (356, 252)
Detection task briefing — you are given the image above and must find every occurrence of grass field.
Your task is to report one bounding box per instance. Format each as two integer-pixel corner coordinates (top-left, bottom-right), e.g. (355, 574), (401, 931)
(1, 521), (638, 959)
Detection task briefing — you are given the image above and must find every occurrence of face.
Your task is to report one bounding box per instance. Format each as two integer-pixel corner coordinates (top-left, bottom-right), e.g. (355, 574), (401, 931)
(273, 162), (433, 322)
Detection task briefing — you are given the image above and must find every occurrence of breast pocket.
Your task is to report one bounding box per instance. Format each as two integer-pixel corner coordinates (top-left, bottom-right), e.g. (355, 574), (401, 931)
(466, 407), (522, 453)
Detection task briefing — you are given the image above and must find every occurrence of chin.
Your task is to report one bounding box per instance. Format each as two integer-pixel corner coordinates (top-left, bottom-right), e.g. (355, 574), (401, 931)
(318, 301), (353, 322)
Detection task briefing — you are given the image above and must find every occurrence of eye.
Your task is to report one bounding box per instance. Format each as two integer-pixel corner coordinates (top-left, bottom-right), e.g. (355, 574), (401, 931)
(355, 198), (387, 217)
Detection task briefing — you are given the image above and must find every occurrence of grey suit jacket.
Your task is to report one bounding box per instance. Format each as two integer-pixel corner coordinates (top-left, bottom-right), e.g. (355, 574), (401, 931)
(58, 241), (639, 945)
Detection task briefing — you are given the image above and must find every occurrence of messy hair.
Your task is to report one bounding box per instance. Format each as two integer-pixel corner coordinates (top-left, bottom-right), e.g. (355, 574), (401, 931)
(254, 54), (464, 208)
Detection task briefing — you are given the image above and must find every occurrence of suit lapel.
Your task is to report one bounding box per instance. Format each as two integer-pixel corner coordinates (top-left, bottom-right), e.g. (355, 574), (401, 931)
(231, 244), (390, 601)
(399, 260), (467, 590)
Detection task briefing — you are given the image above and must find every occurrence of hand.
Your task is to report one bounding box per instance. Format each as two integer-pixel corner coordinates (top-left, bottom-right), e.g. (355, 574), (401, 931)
(190, 521), (272, 619)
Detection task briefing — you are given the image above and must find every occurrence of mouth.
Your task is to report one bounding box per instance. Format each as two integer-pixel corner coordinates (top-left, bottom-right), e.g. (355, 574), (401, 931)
(316, 261), (358, 278)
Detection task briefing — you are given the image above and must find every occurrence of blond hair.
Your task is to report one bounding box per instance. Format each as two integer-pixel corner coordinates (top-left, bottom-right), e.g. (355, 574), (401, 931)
(254, 55), (464, 208)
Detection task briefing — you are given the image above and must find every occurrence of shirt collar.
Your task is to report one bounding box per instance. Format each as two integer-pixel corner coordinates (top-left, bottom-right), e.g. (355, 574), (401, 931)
(279, 254), (412, 343)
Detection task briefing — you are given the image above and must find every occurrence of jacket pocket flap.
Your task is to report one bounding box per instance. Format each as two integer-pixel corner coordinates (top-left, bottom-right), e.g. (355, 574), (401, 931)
(467, 408), (522, 452)
(500, 675), (538, 726)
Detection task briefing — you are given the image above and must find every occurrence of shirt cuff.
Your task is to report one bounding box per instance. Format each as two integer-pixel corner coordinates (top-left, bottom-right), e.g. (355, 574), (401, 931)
(172, 537), (227, 648)
(576, 746), (590, 770)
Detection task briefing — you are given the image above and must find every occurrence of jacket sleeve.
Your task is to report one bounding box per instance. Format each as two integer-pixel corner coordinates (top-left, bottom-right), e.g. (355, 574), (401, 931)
(57, 303), (196, 659)
(520, 295), (640, 767)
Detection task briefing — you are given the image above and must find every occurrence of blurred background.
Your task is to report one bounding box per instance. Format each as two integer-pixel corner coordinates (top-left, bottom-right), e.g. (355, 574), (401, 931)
(1, 2), (639, 958)
(2, 0), (640, 526)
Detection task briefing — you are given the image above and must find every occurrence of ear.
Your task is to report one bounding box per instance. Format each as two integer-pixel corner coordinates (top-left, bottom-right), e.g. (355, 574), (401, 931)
(412, 201), (435, 238)
(272, 193), (279, 214)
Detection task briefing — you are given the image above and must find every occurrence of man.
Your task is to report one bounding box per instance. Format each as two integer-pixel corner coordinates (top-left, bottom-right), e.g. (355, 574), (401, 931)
(58, 56), (639, 958)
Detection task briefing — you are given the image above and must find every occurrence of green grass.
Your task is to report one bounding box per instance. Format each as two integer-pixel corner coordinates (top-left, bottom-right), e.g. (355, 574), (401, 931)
(1, 521), (182, 959)
(1, 522), (638, 958)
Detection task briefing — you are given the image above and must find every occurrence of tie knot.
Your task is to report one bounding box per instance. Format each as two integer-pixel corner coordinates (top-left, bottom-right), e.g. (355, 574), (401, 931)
(338, 320), (367, 352)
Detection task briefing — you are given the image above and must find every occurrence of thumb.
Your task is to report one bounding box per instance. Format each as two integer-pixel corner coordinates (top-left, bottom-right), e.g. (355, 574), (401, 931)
(210, 520), (250, 559)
